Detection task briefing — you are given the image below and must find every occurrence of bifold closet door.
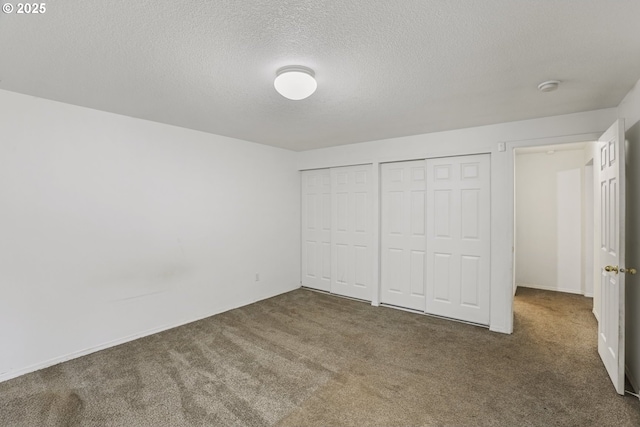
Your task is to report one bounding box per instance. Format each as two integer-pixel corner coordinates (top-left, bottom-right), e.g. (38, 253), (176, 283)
(380, 161), (426, 310)
(426, 154), (491, 325)
(331, 165), (373, 301)
(301, 169), (331, 292)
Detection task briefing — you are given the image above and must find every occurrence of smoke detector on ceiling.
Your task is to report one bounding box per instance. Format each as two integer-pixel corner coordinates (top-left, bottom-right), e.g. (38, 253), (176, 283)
(537, 80), (561, 93)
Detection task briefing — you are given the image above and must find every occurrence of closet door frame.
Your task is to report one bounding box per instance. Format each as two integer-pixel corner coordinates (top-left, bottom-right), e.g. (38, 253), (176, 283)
(300, 152), (495, 328)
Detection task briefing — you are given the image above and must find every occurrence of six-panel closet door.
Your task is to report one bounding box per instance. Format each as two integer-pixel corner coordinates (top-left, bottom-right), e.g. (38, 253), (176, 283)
(330, 165), (374, 301)
(301, 169), (332, 292)
(425, 154), (491, 325)
(380, 161), (427, 310)
(302, 156), (490, 323)
(301, 165), (374, 300)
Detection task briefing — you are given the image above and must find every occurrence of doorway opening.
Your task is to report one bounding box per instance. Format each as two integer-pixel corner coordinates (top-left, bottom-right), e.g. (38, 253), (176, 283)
(513, 141), (597, 310)
(511, 121), (633, 397)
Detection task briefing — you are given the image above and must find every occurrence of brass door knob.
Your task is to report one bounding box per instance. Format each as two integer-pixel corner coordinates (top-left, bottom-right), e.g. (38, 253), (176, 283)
(620, 267), (637, 275)
(605, 265), (619, 274)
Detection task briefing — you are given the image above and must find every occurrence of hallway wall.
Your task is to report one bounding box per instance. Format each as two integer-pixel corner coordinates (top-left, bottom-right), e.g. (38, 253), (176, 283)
(515, 149), (585, 294)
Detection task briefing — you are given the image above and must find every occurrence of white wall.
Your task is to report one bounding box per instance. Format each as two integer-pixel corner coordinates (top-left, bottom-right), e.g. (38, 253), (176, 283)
(515, 150), (585, 294)
(619, 76), (640, 392)
(0, 90), (301, 382)
(557, 168), (583, 293)
(0, 82), (632, 383)
(298, 108), (618, 334)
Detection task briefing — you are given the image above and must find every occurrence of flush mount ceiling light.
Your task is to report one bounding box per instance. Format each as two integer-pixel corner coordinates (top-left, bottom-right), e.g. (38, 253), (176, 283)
(537, 80), (561, 93)
(274, 66), (317, 100)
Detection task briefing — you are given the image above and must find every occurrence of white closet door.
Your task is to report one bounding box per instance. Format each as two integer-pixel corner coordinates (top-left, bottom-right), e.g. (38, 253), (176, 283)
(380, 161), (427, 310)
(331, 165), (373, 301)
(301, 169), (331, 291)
(426, 154), (491, 325)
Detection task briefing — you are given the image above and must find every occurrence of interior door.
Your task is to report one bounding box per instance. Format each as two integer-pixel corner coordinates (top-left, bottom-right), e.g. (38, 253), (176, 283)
(301, 169), (331, 292)
(425, 154), (491, 325)
(380, 161), (426, 310)
(331, 165), (373, 301)
(597, 120), (626, 395)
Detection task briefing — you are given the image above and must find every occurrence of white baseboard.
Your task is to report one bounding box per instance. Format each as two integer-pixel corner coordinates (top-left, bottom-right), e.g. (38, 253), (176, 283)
(0, 286), (298, 384)
(592, 308), (600, 322)
(490, 323), (513, 334)
(584, 292), (594, 298)
(516, 283), (584, 295)
(626, 365), (640, 395)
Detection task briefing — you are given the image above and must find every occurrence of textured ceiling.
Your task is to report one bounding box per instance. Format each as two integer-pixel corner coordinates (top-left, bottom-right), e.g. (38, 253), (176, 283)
(1, 1), (640, 151)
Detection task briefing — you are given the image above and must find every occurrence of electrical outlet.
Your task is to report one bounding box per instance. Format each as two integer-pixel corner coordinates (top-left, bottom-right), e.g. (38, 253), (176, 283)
(255, 273), (260, 281)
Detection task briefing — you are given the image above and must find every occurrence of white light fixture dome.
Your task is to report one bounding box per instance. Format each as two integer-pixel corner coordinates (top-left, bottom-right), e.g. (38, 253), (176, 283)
(274, 66), (317, 100)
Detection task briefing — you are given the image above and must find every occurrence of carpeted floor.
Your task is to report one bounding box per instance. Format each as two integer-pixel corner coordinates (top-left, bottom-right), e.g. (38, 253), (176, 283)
(1, 287), (639, 426)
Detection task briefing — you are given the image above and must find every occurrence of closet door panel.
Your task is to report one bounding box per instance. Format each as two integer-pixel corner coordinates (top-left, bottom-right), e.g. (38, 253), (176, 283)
(331, 165), (373, 301)
(426, 154), (491, 325)
(380, 161), (426, 310)
(301, 170), (331, 291)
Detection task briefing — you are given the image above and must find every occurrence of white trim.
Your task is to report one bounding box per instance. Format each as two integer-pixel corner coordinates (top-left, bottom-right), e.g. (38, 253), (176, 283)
(0, 288), (296, 384)
(299, 162), (373, 172)
(422, 311), (489, 329)
(379, 303), (490, 329)
(516, 283), (584, 295)
(302, 286), (372, 305)
(593, 308), (600, 322)
(376, 149), (492, 166)
(379, 303), (423, 315)
(626, 365), (640, 394)
(300, 286), (330, 295)
(371, 162), (381, 306)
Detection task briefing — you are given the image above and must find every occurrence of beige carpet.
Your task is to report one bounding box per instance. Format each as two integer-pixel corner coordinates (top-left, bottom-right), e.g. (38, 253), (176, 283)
(1, 287), (639, 426)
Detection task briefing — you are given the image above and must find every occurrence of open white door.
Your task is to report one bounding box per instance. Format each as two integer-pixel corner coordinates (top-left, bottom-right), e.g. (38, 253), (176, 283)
(597, 119), (626, 395)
